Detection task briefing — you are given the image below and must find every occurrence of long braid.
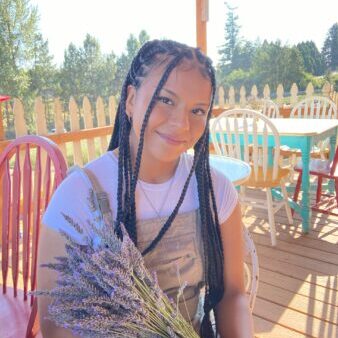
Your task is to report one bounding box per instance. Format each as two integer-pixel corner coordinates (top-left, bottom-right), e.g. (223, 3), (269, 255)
(128, 54), (186, 244)
(107, 40), (225, 337)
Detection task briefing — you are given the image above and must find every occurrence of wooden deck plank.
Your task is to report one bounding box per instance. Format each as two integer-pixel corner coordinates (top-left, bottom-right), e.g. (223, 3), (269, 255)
(248, 223), (338, 254)
(257, 254), (337, 290)
(256, 244), (337, 276)
(245, 211), (338, 241)
(258, 268), (338, 306)
(257, 281), (338, 324)
(253, 315), (308, 338)
(254, 298), (337, 338)
(252, 232), (338, 265)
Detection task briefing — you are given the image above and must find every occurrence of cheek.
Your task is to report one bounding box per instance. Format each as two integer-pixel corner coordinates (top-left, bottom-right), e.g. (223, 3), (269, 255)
(191, 118), (207, 140)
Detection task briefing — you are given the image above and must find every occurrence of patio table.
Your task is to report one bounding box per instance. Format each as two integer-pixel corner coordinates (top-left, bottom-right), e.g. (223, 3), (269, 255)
(210, 117), (338, 233)
(209, 154), (251, 186)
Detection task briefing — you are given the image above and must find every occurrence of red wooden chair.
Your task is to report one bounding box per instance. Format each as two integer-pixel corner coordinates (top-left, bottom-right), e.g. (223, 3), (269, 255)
(0, 135), (67, 338)
(293, 146), (338, 216)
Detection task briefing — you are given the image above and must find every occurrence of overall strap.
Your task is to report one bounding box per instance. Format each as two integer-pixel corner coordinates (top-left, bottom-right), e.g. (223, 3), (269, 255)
(67, 165), (114, 226)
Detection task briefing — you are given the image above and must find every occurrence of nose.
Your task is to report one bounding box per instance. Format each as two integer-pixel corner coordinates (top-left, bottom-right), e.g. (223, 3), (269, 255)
(170, 106), (190, 131)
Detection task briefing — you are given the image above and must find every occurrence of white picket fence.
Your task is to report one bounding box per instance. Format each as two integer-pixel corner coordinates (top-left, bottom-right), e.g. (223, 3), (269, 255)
(1, 95), (117, 166)
(216, 81), (335, 108)
(1, 81), (337, 166)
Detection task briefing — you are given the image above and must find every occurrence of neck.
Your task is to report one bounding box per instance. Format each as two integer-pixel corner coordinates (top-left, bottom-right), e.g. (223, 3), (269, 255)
(113, 146), (181, 184)
(137, 156), (180, 184)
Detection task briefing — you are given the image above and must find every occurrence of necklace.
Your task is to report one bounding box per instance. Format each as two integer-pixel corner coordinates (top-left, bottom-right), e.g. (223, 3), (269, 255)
(138, 164), (179, 218)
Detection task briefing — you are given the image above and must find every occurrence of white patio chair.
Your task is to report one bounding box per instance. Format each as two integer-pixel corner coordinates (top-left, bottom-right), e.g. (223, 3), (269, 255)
(243, 226), (259, 311)
(280, 96), (338, 177)
(261, 99), (280, 118)
(210, 108), (293, 246)
(290, 96), (337, 119)
(283, 96), (338, 159)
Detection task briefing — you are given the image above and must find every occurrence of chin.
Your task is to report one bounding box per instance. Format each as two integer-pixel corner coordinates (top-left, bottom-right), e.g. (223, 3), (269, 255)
(151, 148), (185, 163)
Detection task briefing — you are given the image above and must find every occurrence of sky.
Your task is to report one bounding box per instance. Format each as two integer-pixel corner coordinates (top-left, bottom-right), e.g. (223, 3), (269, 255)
(31, 0), (338, 66)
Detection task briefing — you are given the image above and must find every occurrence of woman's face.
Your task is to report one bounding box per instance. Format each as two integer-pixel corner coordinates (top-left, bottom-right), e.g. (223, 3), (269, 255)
(126, 61), (212, 164)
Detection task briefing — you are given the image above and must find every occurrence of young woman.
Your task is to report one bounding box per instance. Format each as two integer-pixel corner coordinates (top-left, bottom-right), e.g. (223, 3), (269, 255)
(37, 40), (254, 338)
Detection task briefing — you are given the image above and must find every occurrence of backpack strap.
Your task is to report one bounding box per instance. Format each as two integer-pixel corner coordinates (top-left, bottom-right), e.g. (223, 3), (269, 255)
(67, 165), (114, 226)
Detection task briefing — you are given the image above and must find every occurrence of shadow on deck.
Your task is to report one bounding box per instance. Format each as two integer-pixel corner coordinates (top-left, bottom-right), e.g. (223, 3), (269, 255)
(245, 189), (338, 338)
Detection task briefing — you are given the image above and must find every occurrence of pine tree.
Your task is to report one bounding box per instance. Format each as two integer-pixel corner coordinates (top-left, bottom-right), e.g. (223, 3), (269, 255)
(322, 23), (338, 71)
(218, 2), (241, 71)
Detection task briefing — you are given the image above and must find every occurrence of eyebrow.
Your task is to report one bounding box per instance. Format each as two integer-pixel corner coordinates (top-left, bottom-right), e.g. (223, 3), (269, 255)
(161, 87), (210, 107)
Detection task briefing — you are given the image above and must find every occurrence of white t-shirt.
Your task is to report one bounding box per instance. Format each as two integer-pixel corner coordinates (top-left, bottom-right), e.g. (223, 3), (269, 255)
(42, 152), (238, 243)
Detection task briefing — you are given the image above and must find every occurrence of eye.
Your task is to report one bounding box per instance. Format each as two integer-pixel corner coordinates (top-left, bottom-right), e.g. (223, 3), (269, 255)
(192, 108), (207, 116)
(156, 96), (174, 105)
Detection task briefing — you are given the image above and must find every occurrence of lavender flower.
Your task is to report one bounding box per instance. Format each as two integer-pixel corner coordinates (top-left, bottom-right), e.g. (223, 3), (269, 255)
(34, 192), (200, 338)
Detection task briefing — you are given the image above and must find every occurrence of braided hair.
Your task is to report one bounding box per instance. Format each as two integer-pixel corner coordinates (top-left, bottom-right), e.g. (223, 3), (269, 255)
(108, 40), (224, 337)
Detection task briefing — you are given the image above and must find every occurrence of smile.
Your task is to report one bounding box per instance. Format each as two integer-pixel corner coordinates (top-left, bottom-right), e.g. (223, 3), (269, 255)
(156, 131), (187, 145)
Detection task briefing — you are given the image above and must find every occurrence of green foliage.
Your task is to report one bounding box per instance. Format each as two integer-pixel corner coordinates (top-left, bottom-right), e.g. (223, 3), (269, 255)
(297, 41), (325, 75)
(0, 0), (39, 98)
(59, 34), (117, 106)
(28, 33), (59, 98)
(113, 30), (150, 98)
(218, 2), (241, 71)
(299, 73), (326, 91)
(322, 23), (338, 71)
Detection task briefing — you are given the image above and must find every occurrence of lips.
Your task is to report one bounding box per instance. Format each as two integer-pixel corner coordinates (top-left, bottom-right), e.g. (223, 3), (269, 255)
(156, 131), (187, 145)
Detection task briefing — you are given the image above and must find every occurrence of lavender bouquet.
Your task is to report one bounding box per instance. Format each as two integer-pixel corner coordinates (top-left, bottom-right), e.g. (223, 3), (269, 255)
(35, 189), (200, 338)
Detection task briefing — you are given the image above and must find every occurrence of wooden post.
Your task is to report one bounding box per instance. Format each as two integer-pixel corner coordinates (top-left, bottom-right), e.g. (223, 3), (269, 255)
(196, 0), (208, 54)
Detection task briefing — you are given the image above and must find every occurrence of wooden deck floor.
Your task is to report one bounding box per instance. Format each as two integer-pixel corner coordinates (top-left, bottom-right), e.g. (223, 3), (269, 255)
(244, 190), (338, 338)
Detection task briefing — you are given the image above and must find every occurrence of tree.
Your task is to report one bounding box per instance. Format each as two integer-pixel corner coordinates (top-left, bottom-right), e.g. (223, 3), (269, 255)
(113, 30), (150, 97)
(28, 33), (58, 98)
(59, 33), (117, 113)
(251, 41), (304, 90)
(0, 0), (39, 98)
(218, 2), (241, 71)
(297, 41), (325, 75)
(60, 42), (84, 102)
(231, 40), (258, 71)
(322, 23), (338, 71)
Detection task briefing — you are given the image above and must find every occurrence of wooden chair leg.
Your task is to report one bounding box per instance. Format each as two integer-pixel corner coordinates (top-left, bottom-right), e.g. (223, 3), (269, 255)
(266, 188), (277, 246)
(292, 172), (302, 216)
(316, 176), (323, 204)
(26, 297), (39, 338)
(281, 182), (293, 224)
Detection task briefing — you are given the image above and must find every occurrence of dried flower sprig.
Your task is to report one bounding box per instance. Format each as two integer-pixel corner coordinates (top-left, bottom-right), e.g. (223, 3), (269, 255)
(35, 189), (200, 338)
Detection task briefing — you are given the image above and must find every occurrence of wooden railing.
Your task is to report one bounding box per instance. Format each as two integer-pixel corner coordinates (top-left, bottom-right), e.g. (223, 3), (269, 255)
(0, 81), (336, 167)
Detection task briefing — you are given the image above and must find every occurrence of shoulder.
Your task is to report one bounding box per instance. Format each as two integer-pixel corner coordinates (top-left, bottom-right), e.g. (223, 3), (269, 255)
(42, 152), (115, 243)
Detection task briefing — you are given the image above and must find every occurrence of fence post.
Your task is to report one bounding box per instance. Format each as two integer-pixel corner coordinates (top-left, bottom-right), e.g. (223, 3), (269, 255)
(69, 97), (83, 166)
(276, 84), (284, 106)
(96, 96), (108, 153)
(83, 96), (96, 162)
(13, 98), (27, 137)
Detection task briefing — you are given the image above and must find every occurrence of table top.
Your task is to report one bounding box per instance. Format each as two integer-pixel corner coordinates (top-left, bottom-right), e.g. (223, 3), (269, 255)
(210, 117), (338, 137)
(209, 154), (251, 186)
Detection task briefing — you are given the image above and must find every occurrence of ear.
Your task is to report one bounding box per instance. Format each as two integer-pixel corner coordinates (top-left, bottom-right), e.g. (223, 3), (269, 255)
(126, 85), (136, 118)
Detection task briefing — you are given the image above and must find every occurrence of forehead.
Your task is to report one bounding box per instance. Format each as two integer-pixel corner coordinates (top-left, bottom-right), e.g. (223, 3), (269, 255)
(141, 60), (212, 102)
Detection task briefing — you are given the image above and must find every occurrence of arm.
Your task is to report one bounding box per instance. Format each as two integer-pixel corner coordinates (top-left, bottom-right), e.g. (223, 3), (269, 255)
(37, 224), (79, 338)
(215, 202), (254, 338)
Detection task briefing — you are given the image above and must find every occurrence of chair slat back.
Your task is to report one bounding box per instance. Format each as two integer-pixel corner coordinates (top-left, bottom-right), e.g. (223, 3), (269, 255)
(261, 99), (280, 118)
(210, 109), (281, 182)
(290, 96), (337, 119)
(0, 135), (67, 302)
(243, 226), (259, 311)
